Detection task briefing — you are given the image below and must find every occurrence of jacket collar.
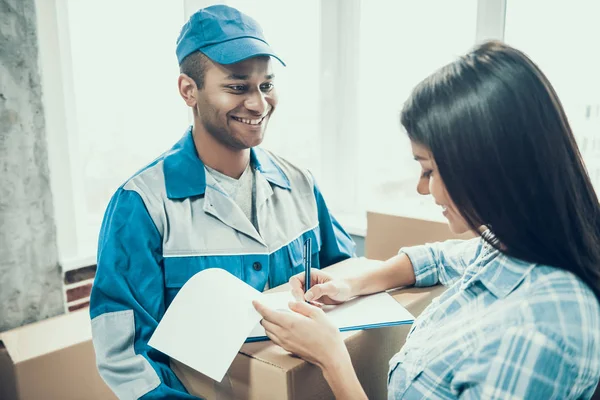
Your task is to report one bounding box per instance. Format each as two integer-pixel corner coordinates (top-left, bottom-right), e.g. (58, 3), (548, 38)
(163, 127), (290, 199)
(251, 147), (291, 190)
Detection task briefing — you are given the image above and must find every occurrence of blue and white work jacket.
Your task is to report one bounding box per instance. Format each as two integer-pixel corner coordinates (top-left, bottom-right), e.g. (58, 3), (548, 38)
(89, 127), (355, 399)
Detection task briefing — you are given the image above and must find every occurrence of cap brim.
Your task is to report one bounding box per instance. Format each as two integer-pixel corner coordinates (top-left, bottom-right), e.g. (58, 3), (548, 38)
(200, 37), (286, 66)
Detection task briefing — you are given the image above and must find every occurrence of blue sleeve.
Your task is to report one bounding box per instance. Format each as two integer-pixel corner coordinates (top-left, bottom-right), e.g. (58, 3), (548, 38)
(89, 188), (199, 400)
(312, 179), (356, 267)
(400, 237), (482, 287)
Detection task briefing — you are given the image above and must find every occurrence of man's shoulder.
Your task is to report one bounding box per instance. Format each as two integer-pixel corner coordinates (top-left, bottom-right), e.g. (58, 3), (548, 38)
(103, 157), (170, 236)
(117, 131), (190, 198)
(101, 158), (167, 221)
(120, 158), (167, 199)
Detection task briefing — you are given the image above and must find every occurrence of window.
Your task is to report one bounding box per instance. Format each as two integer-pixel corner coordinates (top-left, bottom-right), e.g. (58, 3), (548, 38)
(64, 1), (189, 260)
(41, 0), (513, 268)
(504, 0), (600, 192)
(354, 0), (479, 220)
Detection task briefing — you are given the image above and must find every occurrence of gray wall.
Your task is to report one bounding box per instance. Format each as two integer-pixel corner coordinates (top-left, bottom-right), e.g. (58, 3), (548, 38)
(0, 0), (64, 332)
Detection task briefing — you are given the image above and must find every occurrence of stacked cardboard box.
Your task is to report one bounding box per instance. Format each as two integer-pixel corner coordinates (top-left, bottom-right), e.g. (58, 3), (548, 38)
(0, 309), (116, 400)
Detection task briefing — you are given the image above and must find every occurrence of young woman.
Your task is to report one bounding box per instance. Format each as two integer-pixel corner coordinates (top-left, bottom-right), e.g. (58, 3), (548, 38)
(253, 41), (600, 399)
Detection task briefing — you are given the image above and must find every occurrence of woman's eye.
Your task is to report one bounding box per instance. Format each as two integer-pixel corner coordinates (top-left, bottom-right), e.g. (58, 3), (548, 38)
(421, 170), (432, 178)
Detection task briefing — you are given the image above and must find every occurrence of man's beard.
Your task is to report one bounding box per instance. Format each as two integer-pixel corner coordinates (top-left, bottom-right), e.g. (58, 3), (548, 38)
(204, 118), (250, 150)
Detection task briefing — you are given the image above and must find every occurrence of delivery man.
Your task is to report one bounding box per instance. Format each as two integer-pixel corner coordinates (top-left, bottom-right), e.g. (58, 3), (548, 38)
(89, 5), (355, 399)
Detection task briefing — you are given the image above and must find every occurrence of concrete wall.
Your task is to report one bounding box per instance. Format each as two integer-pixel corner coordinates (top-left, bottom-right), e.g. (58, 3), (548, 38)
(0, 0), (64, 332)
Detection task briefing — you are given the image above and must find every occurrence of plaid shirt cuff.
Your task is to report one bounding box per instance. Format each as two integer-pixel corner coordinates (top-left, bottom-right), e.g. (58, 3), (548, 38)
(399, 245), (438, 287)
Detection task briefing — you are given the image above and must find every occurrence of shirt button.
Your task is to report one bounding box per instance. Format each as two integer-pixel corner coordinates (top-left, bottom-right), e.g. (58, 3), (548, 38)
(252, 262), (262, 271)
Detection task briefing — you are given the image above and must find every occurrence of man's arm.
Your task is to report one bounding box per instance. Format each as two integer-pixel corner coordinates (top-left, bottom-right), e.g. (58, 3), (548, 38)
(90, 189), (198, 400)
(312, 179), (356, 267)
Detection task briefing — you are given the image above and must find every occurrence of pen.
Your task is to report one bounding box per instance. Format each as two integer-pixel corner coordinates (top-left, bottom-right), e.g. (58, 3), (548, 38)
(303, 238), (312, 301)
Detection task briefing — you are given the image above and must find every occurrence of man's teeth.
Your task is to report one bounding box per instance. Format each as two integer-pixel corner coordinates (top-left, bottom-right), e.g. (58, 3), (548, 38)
(441, 206), (448, 211)
(234, 116), (263, 125)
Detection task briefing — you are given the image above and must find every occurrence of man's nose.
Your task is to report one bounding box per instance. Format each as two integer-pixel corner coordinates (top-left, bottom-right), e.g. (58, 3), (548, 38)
(244, 90), (267, 115)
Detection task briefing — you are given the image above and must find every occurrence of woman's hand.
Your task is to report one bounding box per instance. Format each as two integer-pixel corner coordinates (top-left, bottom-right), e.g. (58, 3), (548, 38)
(252, 299), (351, 371)
(289, 269), (353, 304)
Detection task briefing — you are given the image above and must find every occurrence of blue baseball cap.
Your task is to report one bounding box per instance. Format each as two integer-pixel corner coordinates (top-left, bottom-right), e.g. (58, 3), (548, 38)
(176, 4), (285, 66)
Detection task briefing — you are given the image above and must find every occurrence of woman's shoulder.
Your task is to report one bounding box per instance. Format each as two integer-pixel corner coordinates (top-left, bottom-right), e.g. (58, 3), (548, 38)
(473, 267), (600, 393)
(515, 264), (600, 352)
(527, 264), (599, 309)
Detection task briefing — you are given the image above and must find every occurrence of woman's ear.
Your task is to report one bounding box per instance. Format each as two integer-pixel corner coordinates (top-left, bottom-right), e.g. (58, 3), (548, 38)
(178, 74), (197, 108)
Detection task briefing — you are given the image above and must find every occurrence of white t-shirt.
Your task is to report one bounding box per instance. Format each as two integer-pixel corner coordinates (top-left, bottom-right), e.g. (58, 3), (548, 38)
(205, 162), (257, 231)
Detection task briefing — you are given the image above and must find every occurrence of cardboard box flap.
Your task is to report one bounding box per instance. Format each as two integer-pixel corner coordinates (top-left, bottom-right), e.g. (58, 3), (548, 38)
(0, 309), (92, 363)
(239, 340), (298, 371)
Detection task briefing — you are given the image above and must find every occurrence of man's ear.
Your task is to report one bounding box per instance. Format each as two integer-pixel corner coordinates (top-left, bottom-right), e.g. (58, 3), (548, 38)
(178, 74), (197, 108)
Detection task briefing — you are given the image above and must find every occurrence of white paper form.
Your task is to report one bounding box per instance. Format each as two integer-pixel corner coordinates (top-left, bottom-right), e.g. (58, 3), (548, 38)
(149, 268), (263, 382)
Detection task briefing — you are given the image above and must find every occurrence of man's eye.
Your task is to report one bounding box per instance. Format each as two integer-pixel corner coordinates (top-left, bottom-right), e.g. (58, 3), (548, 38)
(229, 85), (246, 91)
(261, 82), (274, 91)
(421, 170), (432, 178)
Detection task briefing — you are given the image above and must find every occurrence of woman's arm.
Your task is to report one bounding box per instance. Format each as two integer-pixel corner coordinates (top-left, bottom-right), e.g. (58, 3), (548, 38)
(294, 238), (482, 304)
(346, 253), (416, 297)
(346, 237), (483, 297)
(321, 354), (368, 400)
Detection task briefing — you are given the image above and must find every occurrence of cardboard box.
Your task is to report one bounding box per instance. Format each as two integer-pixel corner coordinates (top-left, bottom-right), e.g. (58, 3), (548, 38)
(0, 212), (469, 400)
(0, 309), (116, 400)
(366, 210), (476, 261)
(172, 258), (447, 400)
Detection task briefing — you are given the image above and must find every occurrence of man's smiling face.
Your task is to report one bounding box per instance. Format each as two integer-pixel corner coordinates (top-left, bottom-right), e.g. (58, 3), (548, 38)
(194, 56), (278, 150)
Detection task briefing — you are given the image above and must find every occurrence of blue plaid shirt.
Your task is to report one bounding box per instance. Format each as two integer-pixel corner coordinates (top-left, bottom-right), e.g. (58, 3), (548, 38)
(389, 237), (600, 399)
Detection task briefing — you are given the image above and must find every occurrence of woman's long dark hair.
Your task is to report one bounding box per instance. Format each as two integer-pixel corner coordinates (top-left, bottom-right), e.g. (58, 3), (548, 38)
(401, 41), (600, 300)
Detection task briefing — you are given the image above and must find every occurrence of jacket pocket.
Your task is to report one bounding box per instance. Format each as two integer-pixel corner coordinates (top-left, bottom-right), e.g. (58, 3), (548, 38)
(287, 226), (322, 276)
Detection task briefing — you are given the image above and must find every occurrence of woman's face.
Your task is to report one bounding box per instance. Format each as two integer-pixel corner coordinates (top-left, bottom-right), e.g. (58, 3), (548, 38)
(411, 141), (471, 234)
